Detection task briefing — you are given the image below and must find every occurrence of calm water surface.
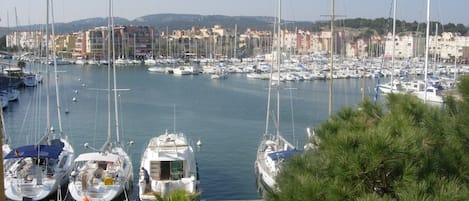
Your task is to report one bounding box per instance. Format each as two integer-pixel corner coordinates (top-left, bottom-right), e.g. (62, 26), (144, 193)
(2, 63), (378, 200)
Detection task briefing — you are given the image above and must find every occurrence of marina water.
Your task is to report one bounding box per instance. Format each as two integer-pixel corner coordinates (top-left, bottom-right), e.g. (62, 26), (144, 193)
(2, 63), (378, 200)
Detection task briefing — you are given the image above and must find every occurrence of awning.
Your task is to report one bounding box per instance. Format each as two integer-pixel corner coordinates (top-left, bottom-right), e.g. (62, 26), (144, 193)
(4, 144), (63, 159)
(267, 150), (302, 161)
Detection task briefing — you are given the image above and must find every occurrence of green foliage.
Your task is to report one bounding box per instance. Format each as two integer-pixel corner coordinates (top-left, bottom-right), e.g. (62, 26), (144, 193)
(153, 189), (201, 201)
(0, 35), (6, 50)
(17, 60), (26, 68)
(271, 76), (469, 201)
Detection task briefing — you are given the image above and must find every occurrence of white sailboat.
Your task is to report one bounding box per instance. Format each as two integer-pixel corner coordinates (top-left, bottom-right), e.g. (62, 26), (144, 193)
(412, 0), (443, 104)
(3, 1), (75, 200)
(254, 0), (299, 194)
(139, 130), (199, 200)
(67, 1), (133, 200)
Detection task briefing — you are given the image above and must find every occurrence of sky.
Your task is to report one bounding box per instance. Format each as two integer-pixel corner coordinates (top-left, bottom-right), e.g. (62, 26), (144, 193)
(0, 0), (467, 27)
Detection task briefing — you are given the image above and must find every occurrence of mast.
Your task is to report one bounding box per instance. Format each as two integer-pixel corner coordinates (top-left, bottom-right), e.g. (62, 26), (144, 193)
(45, 0), (51, 143)
(390, 0), (397, 93)
(328, 0), (334, 117)
(111, 0), (121, 145)
(432, 23), (438, 74)
(423, 0), (431, 103)
(103, 0), (112, 151)
(234, 24), (238, 59)
(0, 107), (5, 201)
(276, 0), (281, 137)
(50, 0), (64, 137)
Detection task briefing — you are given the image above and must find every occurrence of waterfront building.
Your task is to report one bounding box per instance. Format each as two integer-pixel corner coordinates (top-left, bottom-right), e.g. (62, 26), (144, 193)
(383, 32), (425, 59)
(6, 31), (46, 51)
(430, 32), (469, 63)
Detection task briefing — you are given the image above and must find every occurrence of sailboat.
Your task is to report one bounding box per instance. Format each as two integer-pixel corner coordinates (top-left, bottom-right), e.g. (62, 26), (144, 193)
(67, 1), (134, 200)
(377, 0), (404, 94)
(412, 0), (444, 104)
(3, 1), (75, 200)
(254, 0), (299, 194)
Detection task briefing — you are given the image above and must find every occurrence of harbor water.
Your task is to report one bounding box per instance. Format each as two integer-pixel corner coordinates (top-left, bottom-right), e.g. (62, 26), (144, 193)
(2, 63), (378, 200)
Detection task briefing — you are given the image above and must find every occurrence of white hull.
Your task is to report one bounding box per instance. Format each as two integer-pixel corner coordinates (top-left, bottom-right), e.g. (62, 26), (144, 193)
(255, 135), (297, 192)
(4, 138), (74, 201)
(147, 67), (166, 73)
(173, 66), (193, 75)
(139, 132), (199, 200)
(23, 73), (38, 87)
(68, 147), (133, 201)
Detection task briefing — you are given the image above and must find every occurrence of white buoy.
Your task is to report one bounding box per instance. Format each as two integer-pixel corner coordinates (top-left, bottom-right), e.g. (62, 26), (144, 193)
(64, 108), (69, 114)
(74, 89), (78, 94)
(78, 78), (81, 81)
(72, 97), (77, 102)
(81, 83), (86, 87)
(50, 126), (55, 132)
(196, 139), (202, 147)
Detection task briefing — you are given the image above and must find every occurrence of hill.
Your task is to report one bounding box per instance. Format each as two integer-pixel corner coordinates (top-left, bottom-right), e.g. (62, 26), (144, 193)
(0, 14), (467, 36)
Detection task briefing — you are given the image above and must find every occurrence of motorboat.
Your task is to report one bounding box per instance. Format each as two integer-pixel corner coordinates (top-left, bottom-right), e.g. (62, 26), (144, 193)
(139, 131), (199, 200)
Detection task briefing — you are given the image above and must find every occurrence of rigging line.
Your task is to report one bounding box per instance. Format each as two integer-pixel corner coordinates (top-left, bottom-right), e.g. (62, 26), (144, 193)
(45, 0), (51, 142)
(288, 84), (296, 146)
(93, 89), (100, 148)
(374, 0), (395, 103)
(19, 88), (35, 145)
(117, 92), (125, 146)
(264, 11), (276, 138)
(50, 0), (65, 137)
(111, 0), (121, 145)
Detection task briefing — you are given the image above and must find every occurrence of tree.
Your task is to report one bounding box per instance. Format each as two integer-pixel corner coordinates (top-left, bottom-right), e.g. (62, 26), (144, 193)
(17, 60), (26, 69)
(0, 35), (6, 51)
(269, 76), (469, 201)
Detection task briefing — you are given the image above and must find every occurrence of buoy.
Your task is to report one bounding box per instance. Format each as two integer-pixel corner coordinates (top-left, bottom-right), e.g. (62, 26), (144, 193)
(196, 139), (202, 147)
(81, 83), (86, 87)
(72, 97), (77, 102)
(65, 109), (69, 114)
(74, 89), (78, 94)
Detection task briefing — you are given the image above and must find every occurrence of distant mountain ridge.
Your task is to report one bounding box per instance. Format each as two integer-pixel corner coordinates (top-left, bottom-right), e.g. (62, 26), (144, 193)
(1, 13), (467, 36)
(0, 13), (318, 34)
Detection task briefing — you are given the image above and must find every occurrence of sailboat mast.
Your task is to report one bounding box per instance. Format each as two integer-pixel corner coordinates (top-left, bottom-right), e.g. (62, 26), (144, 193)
(45, 0), (51, 141)
(105, 0), (112, 149)
(328, 0), (334, 117)
(111, 0), (121, 144)
(50, 0), (64, 136)
(390, 0), (397, 93)
(423, 0), (431, 103)
(0, 107), (5, 201)
(276, 0), (281, 137)
(234, 24), (237, 59)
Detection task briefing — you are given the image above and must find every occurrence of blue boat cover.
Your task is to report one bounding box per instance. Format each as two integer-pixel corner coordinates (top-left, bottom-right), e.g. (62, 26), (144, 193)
(267, 150), (302, 161)
(4, 144), (63, 159)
